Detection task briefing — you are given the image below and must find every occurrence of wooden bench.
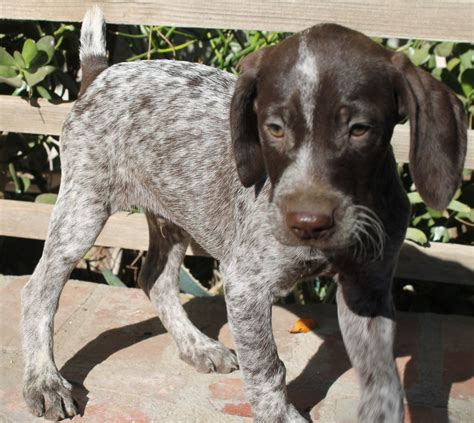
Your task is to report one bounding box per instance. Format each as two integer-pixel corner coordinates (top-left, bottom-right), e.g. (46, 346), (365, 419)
(1, 0), (473, 286)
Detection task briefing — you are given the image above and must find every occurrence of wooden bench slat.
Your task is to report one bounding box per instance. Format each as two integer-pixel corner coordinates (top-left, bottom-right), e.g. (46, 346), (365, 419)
(0, 200), (206, 256)
(1, 199), (473, 285)
(1, 96), (473, 169)
(0, 96), (71, 137)
(1, 0), (473, 42)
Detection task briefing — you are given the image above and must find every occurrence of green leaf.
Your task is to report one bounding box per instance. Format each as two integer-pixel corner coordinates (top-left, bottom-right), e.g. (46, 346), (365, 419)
(35, 193), (58, 204)
(458, 207), (474, 222)
(427, 207), (444, 219)
(8, 163), (21, 193)
(460, 68), (474, 98)
(22, 39), (38, 67)
(101, 269), (127, 287)
(412, 211), (430, 226)
(447, 57), (460, 71)
(179, 266), (211, 297)
(431, 67), (442, 81)
(405, 227), (428, 245)
(468, 209), (474, 223)
(24, 65), (55, 87)
(431, 226), (449, 242)
(407, 191), (424, 204)
(29, 51), (49, 70)
(427, 55), (436, 69)
(36, 36), (55, 62)
(36, 85), (52, 99)
(460, 50), (473, 70)
(13, 51), (25, 69)
(434, 42), (454, 57)
(21, 176), (31, 193)
(0, 65), (18, 78)
(0, 74), (23, 88)
(446, 199), (471, 213)
(0, 47), (17, 67)
(410, 45), (431, 66)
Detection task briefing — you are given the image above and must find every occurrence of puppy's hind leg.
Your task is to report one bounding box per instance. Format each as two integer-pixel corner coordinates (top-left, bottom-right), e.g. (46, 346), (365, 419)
(21, 186), (109, 420)
(138, 213), (238, 374)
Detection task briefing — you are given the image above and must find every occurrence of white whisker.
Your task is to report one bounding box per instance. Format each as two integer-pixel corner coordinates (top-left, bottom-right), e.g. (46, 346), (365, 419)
(350, 205), (386, 262)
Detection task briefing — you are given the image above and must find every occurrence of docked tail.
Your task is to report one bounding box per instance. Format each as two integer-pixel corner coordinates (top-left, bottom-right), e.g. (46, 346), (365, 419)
(78, 5), (108, 97)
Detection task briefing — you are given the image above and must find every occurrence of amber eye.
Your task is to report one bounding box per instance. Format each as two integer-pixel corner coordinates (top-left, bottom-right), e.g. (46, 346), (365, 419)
(266, 123), (285, 139)
(350, 124), (370, 138)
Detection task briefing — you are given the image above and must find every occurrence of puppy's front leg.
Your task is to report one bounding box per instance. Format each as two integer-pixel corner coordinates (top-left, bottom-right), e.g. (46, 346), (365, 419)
(336, 260), (404, 423)
(223, 267), (307, 423)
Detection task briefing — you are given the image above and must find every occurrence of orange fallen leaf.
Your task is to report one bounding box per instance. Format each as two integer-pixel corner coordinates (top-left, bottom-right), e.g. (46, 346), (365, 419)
(289, 318), (318, 334)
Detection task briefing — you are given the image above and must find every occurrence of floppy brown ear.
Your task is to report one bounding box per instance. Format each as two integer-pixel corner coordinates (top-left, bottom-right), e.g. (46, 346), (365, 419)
(391, 52), (467, 210)
(230, 48), (269, 187)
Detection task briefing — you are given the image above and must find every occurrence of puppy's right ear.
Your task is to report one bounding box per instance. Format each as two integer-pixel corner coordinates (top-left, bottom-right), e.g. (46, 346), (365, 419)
(230, 48), (269, 187)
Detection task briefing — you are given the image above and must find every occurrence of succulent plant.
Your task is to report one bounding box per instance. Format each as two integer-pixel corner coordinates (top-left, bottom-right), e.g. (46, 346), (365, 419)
(0, 35), (56, 96)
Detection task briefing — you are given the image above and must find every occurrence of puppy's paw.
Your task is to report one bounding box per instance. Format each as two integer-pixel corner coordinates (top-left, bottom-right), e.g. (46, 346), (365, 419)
(179, 338), (239, 374)
(23, 372), (78, 420)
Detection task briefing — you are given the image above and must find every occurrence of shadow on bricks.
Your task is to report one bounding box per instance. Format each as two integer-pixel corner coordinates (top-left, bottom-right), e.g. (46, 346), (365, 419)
(396, 312), (474, 423)
(285, 306), (473, 422)
(60, 295), (231, 416)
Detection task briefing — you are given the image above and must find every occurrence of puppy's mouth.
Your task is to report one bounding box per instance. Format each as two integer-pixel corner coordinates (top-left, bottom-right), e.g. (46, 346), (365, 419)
(272, 224), (352, 249)
(269, 204), (385, 261)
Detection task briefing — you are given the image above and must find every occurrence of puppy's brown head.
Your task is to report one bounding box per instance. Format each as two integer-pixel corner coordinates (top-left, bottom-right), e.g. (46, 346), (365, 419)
(230, 24), (467, 254)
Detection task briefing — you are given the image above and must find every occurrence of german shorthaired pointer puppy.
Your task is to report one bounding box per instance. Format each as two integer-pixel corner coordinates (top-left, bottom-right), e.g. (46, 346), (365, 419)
(22, 6), (467, 422)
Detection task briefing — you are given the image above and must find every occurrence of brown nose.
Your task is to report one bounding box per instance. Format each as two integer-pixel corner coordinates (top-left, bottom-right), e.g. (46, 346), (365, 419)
(286, 211), (334, 240)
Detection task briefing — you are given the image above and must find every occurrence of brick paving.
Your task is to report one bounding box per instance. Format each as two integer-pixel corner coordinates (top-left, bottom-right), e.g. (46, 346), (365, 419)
(0, 275), (473, 422)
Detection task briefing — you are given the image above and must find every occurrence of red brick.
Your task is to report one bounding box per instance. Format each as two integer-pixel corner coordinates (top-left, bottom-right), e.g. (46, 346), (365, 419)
(72, 398), (151, 422)
(223, 402), (253, 418)
(209, 378), (245, 401)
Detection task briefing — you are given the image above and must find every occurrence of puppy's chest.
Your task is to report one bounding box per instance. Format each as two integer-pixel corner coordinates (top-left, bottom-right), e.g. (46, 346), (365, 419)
(263, 256), (332, 298)
(272, 249), (334, 290)
(288, 256), (332, 281)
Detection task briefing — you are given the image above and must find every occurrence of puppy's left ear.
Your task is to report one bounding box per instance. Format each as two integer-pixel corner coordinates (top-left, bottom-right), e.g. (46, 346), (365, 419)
(230, 47), (269, 187)
(391, 52), (467, 210)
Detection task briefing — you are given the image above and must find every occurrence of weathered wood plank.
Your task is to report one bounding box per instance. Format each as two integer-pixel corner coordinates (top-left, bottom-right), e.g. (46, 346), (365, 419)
(1, 199), (473, 285)
(1, 96), (473, 169)
(0, 0), (472, 42)
(0, 96), (72, 137)
(0, 200), (206, 256)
